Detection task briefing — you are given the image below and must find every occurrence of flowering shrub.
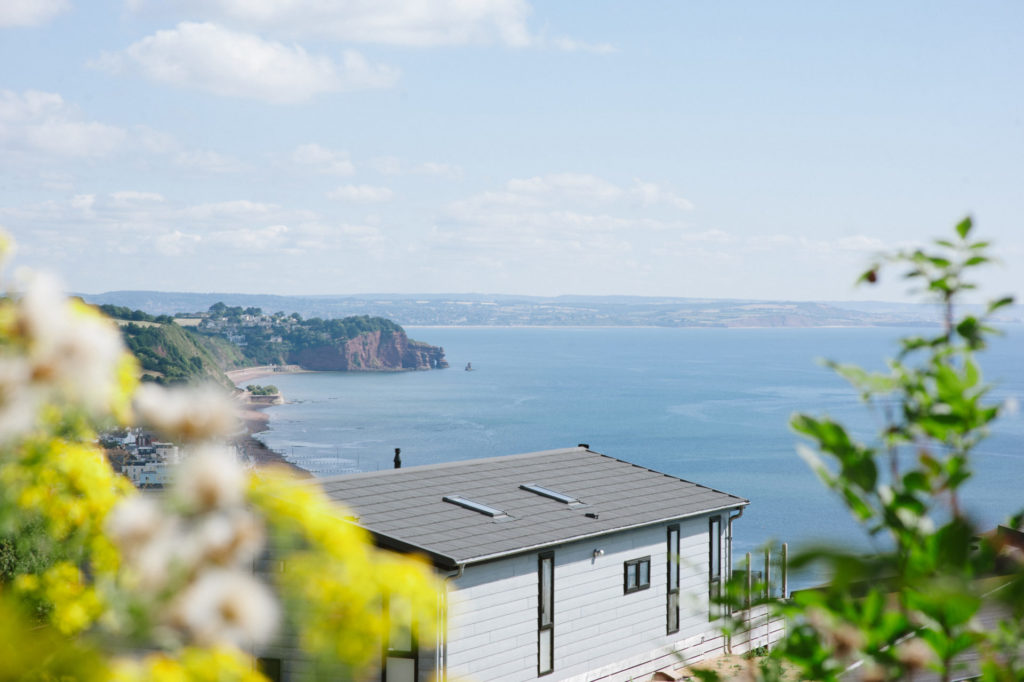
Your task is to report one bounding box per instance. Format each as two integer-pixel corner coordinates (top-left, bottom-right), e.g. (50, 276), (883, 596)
(0, 234), (439, 680)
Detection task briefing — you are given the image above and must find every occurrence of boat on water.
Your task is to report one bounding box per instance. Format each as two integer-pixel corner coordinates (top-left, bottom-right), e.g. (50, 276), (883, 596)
(465, 362), (473, 371)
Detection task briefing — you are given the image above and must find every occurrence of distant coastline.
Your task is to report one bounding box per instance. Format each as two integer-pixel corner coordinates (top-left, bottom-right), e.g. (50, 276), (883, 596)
(85, 291), (1020, 328)
(230, 366), (312, 478)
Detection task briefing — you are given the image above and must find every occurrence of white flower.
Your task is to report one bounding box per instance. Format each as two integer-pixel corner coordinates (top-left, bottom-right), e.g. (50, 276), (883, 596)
(16, 271), (125, 414)
(170, 568), (279, 647)
(173, 446), (247, 513)
(0, 358), (39, 439)
(192, 508), (265, 566)
(106, 495), (163, 550)
(125, 516), (191, 592)
(134, 383), (239, 442)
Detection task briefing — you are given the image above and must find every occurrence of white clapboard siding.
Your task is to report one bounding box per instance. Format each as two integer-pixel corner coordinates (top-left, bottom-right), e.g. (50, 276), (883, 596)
(445, 513), (732, 682)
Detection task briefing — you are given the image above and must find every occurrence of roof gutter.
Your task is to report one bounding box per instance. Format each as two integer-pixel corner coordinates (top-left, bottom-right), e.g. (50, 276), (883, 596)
(438, 564), (464, 682)
(725, 507), (744, 655)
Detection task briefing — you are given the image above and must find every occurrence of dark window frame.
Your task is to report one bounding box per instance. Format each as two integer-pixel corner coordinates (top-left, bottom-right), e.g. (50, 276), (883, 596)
(381, 595), (418, 682)
(538, 551), (555, 677)
(623, 556), (652, 594)
(709, 516), (722, 621)
(667, 524), (680, 635)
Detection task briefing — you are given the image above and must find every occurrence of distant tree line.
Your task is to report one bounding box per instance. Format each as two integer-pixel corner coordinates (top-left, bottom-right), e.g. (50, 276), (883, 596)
(98, 304), (174, 325)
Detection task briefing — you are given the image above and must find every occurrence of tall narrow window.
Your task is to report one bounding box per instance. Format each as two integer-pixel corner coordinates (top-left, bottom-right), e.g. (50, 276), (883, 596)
(538, 552), (554, 676)
(709, 516), (722, 620)
(382, 596), (417, 682)
(667, 525), (679, 634)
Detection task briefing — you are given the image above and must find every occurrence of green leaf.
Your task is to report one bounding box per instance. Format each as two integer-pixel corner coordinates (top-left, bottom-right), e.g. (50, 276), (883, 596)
(963, 255), (988, 267)
(955, 216), (972, 239)
(987, 296), (1014, 314)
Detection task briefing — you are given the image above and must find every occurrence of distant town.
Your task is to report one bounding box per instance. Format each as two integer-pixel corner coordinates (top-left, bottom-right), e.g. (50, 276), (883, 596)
(82, 291), (1021, 328)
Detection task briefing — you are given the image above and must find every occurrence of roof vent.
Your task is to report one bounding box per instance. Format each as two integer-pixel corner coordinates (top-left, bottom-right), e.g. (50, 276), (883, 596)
(443, 495), (509, 519)
(577, 443), (590, 449)
(520, 483), (583, 506)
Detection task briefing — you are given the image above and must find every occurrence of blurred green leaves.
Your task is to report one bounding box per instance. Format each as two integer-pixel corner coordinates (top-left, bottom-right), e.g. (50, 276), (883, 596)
(720, 219), (1020, 681)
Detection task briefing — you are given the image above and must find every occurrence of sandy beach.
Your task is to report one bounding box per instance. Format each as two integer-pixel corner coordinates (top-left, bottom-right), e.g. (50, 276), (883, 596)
(235, 405), (312, 478)
(226, 364), (310, 385)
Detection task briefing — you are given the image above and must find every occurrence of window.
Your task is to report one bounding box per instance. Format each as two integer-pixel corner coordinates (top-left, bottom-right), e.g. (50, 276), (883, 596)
(382, 596), (417, 682)
(538, 552), (554, 676)
(667, 525), (680, 634)
(442, 494), (507, 518)
(624, 557), (651, 594)
(709, 516), (722, 620)
(519, 483), (580, 505)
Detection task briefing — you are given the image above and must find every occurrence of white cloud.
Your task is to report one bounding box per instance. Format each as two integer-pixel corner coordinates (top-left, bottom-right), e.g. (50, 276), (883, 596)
(70, 194), (95, 212)
(506, 173), (623, 202)
(110, 191), (165, 205)
(631, 180), (694, 210)
(208, 224), (290, 251)
(0, 91), (244, 172)
(96, 22), (399, 104)
(327, 184), (395, 203)
(132, 0), (533, 47)
(0, 0), (69, 27)
(156, 230), (202, 256)
(292, 144), (355, 175)
(0, 90), (126, 157)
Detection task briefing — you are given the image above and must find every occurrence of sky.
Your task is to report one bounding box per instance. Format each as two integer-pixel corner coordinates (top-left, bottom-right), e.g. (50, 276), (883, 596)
(1, 1), (1021, 302)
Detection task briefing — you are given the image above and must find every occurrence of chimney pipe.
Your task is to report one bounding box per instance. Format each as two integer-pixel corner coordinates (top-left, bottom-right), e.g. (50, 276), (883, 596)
(393, 447), (402, 469)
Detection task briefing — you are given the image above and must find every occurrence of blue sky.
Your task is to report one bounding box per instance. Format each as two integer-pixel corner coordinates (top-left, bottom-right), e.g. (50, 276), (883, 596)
(1, 1), (1021, 301)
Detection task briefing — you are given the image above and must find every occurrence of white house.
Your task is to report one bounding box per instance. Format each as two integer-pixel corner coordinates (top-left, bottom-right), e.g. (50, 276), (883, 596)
(261, 446), (780, 682)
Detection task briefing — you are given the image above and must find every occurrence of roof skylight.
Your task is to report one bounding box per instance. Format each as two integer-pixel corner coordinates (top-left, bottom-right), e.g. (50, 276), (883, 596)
(443, 495), (508, 518)
(520, 483), (580, 505)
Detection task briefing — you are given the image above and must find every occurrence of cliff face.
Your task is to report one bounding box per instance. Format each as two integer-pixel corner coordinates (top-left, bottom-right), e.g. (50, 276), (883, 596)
(288, 330), (448, 371)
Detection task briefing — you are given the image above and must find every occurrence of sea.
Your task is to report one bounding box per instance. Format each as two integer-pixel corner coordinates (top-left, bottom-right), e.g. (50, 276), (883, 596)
(253, 326), (1023, 586)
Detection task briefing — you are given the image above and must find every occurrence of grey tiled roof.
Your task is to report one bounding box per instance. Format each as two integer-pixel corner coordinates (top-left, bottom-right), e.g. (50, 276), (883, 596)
(317, 447), (747, 568)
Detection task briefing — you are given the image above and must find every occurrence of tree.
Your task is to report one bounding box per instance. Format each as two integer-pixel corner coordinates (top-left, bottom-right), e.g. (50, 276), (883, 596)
(709, 218), (1019, 681)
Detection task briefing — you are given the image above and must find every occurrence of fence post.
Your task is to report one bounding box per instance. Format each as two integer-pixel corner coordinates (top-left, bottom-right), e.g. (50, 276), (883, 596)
(764, 547), (771, 600)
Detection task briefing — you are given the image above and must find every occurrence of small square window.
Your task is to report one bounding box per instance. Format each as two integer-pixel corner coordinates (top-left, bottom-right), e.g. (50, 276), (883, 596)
(624, 557), (651, 594)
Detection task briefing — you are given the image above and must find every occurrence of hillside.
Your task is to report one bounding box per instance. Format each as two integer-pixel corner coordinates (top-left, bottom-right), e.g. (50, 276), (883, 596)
(188, 306), (448, 371)
(115, 319), (234, 388)
(101, 304), (448, 385)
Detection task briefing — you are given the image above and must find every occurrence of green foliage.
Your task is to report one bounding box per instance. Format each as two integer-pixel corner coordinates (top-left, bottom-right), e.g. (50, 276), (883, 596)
(117, 319), (233, 388)
(245, 384), (279, 396)
(718, 218), (1019, 680)
(199, 310), (406, 366)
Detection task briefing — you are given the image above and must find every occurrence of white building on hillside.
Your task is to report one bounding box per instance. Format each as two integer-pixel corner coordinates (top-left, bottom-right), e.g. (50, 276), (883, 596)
(259, 446), (783, 682)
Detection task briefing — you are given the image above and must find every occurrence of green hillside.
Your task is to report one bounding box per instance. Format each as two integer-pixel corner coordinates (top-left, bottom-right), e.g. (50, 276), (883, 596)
(107, 315), (234, 388)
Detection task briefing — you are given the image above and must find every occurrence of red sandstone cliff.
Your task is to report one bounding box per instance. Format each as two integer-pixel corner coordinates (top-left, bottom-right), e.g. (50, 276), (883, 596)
(288, 330), (448, 371)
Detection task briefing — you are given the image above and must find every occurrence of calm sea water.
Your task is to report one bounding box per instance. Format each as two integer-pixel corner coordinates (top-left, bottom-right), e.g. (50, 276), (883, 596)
(254, 326), (1023, 581)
